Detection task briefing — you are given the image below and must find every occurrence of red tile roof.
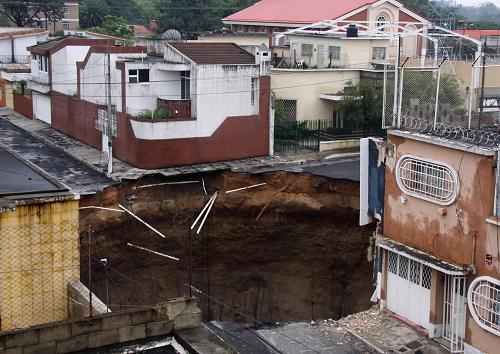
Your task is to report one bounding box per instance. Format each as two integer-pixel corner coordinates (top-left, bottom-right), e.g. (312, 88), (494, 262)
(454, 29), (500, 41)
(223, 0), (378, 25)
(169, 43), (255, 65)
(0, 28), (48, 39)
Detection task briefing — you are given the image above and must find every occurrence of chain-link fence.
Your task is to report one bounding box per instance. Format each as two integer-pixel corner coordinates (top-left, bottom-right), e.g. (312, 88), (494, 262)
(384, 59), (500, 147)
(0, 223), (80, 331)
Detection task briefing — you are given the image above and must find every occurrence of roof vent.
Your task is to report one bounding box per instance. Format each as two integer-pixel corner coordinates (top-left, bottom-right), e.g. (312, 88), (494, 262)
(347, 24), (358, 38)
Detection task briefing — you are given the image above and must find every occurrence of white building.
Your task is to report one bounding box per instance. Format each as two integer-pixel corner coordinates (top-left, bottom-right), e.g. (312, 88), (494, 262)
(0, 28), (48, 64)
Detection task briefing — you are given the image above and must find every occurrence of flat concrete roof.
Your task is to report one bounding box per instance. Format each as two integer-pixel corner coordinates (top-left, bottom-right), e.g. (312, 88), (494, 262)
(0, 148), (66, 197)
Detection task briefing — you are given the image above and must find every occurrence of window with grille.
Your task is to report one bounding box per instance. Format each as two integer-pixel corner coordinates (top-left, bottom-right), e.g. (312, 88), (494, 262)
(129, 69), (149, 83)
(468, 276), (500, 336)
(396, 155), (459, 205)
(63, 21), (70, 30)
(274, 99), (297, 122)
(387, 251), (432, 289)
(181, 71), (190, 100)
(372, 47), (386, 60)
(251, 78), (258, 106)
(377, 15), (387, 31)
(301, 44), (313, 57)
(63, 6), (69, 13)
(329, 46), (341, 60)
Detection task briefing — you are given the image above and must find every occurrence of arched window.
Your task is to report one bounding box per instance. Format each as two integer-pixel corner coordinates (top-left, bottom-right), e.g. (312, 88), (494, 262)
(248, 26), (254, 33)
(259, 26), (266, 33)
(237, 25), (244, 32)
(377, 15), (387, 31)
(272, 27), (280, 33)
(468, 276), (500, 337)
(396, 155), (459, 205)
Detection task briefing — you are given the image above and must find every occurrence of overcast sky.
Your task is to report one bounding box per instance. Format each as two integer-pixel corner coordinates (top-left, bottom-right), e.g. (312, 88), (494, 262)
(456, 0), (500, 6)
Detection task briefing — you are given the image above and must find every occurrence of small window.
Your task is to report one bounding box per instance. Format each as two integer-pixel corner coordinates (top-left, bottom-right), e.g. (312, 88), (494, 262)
(248, 26), (254, 33)
(301, 44), (313, 57)
(63, 21), (70, 30)
(396, 155), (459, 205)
(259, 26), (266, 33)
(181, 71), (190, 100)
(272, 27), (279, 33)
(237, 26), (244, 32)
(468, 276), (500, 336)
(372, 47), (386, 60)
(128, 69), (149, 83)
(377, 15), (387, 31)
(251, 78), (258, 106)
(329, 46), (341, 60)
(63, 6), (69, 14)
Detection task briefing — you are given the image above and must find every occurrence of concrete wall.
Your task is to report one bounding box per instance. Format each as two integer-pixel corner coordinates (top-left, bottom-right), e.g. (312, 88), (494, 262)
(125, 63), (181, 116)
(51, 45), (90, 96)
(289, 34), (390, 69)
(0, 297), (201, 354)
(0, 199), (80, 331)
(13, 91), (33, 119)
(383, 132), (499, 353)
(0, 33), (49, 62)
(271, 68), (361, 121)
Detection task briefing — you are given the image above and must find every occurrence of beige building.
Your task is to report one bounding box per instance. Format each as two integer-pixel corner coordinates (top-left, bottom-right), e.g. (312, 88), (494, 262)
(37, 2), (79, 34)
(0, 148), (80, 331)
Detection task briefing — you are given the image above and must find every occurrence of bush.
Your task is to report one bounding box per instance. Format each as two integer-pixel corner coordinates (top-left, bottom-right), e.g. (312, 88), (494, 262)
(137, 107), (171, 120)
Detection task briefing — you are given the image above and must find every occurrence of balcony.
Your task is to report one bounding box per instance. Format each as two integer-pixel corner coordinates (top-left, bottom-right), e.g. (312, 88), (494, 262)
(0, 55), (31, 64)
(157, 98), (192, 119)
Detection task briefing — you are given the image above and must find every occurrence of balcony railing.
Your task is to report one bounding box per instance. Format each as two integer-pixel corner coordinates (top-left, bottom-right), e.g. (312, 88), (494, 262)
(157, 98), (192, 119)
(0, 55), (31, 64)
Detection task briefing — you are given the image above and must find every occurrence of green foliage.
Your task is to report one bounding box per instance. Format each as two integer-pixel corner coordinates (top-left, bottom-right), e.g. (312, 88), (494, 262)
(90, 15), (134, 38)
(79, 0), (109, 28)
(0, 0), (64, 27)
(336, 80), (383, 135)
(275, 120), (311, 140)
(137, 107), (172, 120)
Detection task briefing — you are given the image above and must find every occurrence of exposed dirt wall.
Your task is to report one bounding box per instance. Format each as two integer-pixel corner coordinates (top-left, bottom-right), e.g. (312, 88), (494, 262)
(80, 171), (374, 323)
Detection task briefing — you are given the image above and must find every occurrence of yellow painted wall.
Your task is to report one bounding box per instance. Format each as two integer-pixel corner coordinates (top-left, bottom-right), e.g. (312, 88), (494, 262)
(271, 68), (361, 121)
(0, 199), (80, 331)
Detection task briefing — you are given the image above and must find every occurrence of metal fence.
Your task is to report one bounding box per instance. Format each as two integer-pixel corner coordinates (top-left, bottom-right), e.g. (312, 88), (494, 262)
(0, 223), (80, 331)
(274, 118), (382, 153)
(383, 60), (500, 148)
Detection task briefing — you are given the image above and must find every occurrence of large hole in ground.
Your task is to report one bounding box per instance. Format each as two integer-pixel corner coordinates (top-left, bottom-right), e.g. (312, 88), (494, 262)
(80, 171), (374, 323)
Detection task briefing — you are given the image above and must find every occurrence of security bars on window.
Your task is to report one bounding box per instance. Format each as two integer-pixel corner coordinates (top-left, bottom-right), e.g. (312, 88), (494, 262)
(468, 276), (500, 337)
(396, 155), (459, 205)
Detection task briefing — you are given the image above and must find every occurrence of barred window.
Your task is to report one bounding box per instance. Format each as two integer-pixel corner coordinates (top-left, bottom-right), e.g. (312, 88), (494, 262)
(301, 44), (313, 57)
(396, 155), (459, 205)
(372, 47), (386, 60)
(468, 276), (500, 336)
(329, 46), (341, 60)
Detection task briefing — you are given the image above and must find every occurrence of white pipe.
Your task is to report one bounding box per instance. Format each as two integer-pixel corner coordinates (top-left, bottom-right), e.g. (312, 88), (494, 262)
(79, 206), (125, 213)
(197, 192), (217, 235)
(118, 204), (166, 239)
(225, 183), (267, 194)
(137, 181), (199, 189)
(127, 243), (179, 261)
(434, 67), (442, 130)
(190, 192), (217, 230)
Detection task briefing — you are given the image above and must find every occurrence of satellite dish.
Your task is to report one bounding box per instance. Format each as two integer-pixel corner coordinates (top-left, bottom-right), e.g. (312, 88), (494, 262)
(161, 29), (182, 41)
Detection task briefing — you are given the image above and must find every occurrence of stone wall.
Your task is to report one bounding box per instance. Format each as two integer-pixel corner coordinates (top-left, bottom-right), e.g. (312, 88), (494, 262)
(0, 297), (200, 353)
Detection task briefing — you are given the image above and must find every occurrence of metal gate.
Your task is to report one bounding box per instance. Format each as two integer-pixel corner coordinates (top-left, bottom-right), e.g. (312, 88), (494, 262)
(386, 251), (432, 330)
(443, 275), (467, 353)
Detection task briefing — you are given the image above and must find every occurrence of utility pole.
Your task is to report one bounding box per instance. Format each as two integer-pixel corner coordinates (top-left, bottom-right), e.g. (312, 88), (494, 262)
(88, 226), (93, 317)
(106, 46), (113, 174)
(479, 38), (487, 129)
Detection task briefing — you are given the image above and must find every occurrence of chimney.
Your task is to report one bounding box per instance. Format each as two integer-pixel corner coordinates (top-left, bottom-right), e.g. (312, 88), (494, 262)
(149, 20), (158, 33)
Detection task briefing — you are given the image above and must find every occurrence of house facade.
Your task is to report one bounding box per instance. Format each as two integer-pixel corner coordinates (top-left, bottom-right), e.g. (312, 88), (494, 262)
(223, 0), (429, 54)
(36, 2), (80, 34)
(27, 38), (271, 169)
(0, 27), (48, 64)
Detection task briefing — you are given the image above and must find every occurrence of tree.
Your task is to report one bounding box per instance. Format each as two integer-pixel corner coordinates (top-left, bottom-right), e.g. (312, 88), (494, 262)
(79, 0), (109, 28)
(40, 0), (65, 31)
(336, 80), (383, 136)
(90, 15), (134, 38)
(0, 0), (63, 27)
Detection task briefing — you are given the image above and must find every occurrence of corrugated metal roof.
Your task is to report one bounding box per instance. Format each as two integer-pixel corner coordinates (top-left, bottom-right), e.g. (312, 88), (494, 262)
(27, 36), (66, 52)
(169, 42), (255, 65)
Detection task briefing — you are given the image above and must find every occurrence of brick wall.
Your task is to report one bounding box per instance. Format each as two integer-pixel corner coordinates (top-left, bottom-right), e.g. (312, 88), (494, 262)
(0, 78), (6, 107)
(13, 92), (33, 119)
(0, 297), (200, 354)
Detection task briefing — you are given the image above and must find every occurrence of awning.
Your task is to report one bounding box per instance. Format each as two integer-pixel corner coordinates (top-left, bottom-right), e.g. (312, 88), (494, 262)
(377, 236), (470, 276)
(319, 94), (344, 101)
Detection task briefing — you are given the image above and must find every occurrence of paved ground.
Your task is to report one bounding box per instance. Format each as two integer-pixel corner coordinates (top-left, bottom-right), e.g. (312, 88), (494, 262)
(0, 108), (360, 183)
(0, 112), (114, 195)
